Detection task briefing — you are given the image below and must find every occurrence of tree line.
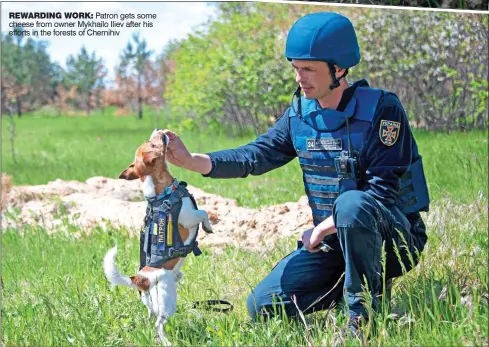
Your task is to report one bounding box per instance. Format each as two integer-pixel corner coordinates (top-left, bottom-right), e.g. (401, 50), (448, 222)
(1, 4), (488, 134)
(1, 28), (164, 119)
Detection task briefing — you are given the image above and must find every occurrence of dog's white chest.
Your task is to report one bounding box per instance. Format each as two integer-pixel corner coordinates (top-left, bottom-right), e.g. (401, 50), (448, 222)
(143, 176), (156, 198)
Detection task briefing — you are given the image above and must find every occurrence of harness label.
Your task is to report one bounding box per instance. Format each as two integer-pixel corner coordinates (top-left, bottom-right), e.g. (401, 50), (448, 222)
(306, 138), (342, 151)
(379, 120), (401, 146)
(157, 211), (166, 250)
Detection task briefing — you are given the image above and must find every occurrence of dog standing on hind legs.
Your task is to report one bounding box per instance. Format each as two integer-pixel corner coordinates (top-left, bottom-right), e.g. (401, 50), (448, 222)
(103, 128), (213, 345)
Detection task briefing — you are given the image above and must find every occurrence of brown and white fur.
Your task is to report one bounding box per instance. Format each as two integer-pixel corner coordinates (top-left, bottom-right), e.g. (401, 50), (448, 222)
(103, 129), (213, 345)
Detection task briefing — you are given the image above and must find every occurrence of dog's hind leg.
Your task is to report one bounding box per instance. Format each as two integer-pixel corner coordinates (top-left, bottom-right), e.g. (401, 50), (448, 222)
(141, 291), (153, 319)
(152, 271), (177, 344)
(156, 316), (171, 346)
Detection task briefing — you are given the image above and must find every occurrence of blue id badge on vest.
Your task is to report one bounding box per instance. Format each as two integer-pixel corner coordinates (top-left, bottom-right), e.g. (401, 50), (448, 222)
(157, 211), (167, 251)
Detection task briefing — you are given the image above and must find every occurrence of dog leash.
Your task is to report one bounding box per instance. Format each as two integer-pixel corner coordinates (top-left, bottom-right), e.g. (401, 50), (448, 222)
(192, 299), (234, 313)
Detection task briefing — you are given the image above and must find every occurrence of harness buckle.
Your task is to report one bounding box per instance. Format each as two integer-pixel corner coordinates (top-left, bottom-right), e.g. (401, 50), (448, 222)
(161, 199), (172, 211)
(168, 248), (187, 258)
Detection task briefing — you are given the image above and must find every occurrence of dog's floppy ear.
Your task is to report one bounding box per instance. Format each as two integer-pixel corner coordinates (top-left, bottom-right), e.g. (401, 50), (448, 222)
(142, 150), (160, 166)
(119, 163), (139, 180)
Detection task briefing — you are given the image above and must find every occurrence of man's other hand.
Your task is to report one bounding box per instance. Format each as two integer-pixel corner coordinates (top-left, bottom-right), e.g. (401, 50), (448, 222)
(301, 227), (323, 253)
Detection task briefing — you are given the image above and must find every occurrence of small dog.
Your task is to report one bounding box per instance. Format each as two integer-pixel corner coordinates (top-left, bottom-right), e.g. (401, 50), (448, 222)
(103, 129), (213, 345)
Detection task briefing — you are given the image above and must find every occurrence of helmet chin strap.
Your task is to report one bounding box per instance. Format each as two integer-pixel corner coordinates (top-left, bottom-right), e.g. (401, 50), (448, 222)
(292, 85), (303, 119)
(328, 62), (348, 90)
(292, 63), (348, 116)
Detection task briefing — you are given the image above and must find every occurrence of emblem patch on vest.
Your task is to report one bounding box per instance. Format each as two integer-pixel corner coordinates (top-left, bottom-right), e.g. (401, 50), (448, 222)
(306, 138), (342, 151)
(379, 120), (401, 146)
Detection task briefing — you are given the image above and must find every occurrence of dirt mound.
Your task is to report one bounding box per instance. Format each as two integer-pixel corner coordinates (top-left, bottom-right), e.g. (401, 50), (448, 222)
(2, 176), (314, 251)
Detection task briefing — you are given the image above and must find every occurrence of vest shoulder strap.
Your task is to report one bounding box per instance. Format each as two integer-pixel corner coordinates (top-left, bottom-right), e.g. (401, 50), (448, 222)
(287, 86), (394, 123)
(353, 87), (386, 122)
(287, 106), (296, 118)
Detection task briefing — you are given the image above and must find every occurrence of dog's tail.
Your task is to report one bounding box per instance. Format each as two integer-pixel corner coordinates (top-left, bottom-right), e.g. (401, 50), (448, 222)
(103, 247), (136, 288)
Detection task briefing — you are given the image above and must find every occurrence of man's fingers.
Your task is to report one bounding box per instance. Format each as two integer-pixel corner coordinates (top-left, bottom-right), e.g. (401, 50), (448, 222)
(307, 246), (320, 253)
(303, 241), (319, 253)
(161, 129), (178, 142)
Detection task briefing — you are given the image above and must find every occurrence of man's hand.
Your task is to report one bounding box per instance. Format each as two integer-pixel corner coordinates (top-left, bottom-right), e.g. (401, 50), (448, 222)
(301, 216), (337, 252)
(161, 129), (193, 168)
(160, 129), (213, 175)
(301, 227), (326, 253)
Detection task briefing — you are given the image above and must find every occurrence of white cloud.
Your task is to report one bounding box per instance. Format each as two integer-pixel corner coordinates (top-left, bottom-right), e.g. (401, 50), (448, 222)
(1, 2), (217, 81)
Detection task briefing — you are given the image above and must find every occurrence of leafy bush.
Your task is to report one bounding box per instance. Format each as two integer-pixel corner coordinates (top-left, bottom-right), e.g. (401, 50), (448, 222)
(353, 10), (488, 132)
(165, 4), (488, 134)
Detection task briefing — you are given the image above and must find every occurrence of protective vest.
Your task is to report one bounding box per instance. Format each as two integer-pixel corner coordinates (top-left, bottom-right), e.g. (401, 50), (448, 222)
(289, 85), (430, 226)
(139, 179), (210, 268)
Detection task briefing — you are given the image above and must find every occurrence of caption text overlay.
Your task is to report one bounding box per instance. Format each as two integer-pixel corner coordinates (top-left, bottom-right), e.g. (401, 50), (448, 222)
(8, 12), (157, 37)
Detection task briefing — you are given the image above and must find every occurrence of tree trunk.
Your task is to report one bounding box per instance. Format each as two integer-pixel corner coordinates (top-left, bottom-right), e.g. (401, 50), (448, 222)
(138, 74), (143, 120)
(86, 92), (91, 115)
(16, 97), (22, 118)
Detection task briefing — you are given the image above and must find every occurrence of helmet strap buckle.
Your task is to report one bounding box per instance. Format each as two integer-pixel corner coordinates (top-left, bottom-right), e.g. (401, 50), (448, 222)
(327, 62), (349, 90)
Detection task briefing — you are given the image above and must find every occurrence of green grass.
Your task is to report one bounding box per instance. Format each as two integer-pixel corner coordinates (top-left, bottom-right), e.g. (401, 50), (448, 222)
(2, 195), (487, 346)
(1, 107), (487, 207)
(1, 108), (488, 345)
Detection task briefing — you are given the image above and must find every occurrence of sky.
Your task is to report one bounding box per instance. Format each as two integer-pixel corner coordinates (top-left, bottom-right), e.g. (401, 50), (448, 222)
(1, 2), (217, 81)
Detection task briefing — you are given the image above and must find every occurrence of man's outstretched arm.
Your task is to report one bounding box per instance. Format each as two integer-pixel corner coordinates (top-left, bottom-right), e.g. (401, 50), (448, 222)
(162, 111), (297, 178)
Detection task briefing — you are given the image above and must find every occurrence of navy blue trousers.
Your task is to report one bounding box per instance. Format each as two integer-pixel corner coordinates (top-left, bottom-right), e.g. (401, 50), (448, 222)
(247, 190), (426, 320)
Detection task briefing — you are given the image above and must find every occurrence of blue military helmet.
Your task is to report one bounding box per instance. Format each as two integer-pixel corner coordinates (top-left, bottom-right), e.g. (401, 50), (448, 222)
(285, 12), (361, 69)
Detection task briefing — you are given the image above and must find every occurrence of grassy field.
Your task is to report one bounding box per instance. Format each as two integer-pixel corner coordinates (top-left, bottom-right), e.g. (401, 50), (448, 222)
(1, 107), (488, 207)
(2, 109), (488, 346)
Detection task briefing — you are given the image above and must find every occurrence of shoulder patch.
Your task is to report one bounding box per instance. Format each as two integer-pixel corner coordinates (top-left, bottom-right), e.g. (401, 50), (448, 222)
(379, 120), (401, 146)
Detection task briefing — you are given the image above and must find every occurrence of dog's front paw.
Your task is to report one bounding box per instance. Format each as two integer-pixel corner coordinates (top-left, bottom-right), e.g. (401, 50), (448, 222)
(202, 223), (213, 234)
(201, 215), (213, 234)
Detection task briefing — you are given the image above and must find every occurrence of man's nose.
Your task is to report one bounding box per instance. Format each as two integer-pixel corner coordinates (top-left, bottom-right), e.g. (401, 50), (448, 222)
(295, 72), (302, 83)
(295, 71), (304, 84)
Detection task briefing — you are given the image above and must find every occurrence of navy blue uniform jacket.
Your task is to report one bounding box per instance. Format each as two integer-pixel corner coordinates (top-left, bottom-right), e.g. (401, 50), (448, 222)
(203, 80), (412, 208)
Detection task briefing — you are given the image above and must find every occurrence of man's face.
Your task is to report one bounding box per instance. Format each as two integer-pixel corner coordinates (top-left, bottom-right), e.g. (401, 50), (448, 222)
(291, 59), (331, 100)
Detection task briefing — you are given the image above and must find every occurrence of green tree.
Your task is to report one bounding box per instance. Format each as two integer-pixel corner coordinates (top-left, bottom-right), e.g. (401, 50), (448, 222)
(1, 28), (57, 116)
(166, 2), (308, 135)
(65, 46), (106, 114)
(1, 28), (29, 117)
(119, 33), (154, 119)
(165, 4), (487, 133)
(352, 10), (488, 131)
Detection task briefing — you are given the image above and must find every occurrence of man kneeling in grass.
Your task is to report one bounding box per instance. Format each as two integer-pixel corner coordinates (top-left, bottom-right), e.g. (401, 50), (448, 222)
(161, 11), (430, 338)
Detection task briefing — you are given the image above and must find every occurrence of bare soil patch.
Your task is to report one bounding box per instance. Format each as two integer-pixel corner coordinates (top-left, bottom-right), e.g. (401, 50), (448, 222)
(2, 175), (314, 251)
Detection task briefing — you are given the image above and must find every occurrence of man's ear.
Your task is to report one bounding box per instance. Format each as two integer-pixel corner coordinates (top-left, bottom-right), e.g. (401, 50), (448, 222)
(142, 151), (159, 166)
(119, 163), (139, 180)
(335, 65), (347, 78)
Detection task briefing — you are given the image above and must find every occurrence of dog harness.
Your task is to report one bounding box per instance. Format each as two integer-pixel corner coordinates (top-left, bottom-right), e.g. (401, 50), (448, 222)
(139, 179), (210, 268)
